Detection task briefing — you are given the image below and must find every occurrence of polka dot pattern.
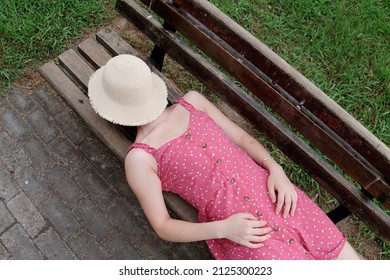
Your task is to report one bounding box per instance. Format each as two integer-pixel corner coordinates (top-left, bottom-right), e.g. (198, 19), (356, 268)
(129, 98), (346, 260)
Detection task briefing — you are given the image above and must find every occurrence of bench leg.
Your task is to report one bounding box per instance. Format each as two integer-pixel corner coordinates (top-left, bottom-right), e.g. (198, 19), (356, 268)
(327, 205), (351, 223)
(148, 22), (176, 71)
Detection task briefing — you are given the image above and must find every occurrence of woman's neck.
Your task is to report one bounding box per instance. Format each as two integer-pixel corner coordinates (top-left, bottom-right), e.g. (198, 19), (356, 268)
(136, 107), (170, 140)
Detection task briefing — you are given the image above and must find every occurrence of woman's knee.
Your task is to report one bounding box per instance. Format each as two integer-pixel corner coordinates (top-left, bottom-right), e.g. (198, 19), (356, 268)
(336, 241), (361, 260)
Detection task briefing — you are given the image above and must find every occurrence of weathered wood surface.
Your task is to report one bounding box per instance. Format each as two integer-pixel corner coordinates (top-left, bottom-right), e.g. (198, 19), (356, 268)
(171, 0), (390, 182)
(127, 0), (390, 210)
(38, 0), (389, 244)
(39, 31), (198, 224)
(115, 0), (390, 241)
(38, 62), (130, 161)
(123, 0), (390, 208)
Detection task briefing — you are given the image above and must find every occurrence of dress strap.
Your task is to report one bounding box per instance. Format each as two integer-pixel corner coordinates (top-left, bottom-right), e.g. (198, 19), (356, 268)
(175, 97), (196, 112)
(127, 142), (157, 156)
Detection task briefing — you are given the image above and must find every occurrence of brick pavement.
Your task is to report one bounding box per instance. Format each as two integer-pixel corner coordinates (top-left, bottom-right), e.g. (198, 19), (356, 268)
(0, 85), (211, 260)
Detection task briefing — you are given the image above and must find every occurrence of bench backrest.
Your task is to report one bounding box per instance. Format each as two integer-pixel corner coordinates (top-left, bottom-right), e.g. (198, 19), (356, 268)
(115, 0), (390, 241)
(39, 0), (389, 244)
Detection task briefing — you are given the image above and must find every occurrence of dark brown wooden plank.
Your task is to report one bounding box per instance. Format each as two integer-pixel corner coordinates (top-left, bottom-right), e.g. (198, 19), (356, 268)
(93, 28), (197, 221)
(95, 27), (140, 56)
(122, 0), (390, 209)
(41, 55), (197, 224)
(78, 38), (112, 68)
(38, 62), (130, 161)
(116, 0), (390, 242)
(172, 0), (390, 182)
(58, 49), (93, 90)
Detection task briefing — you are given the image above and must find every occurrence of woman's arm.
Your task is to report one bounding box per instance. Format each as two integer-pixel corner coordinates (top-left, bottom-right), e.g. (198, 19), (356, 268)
(125, 149), (271, 248)
(184, 91), (298, 218)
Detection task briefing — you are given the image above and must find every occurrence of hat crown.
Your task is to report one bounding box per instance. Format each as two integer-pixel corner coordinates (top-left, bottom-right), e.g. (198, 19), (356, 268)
(88, 54), (168, 126)
(102, 55), (154, 105)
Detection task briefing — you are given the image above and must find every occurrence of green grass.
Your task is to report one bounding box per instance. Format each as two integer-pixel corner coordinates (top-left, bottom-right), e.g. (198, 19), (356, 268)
(210, 0), (389, 147)
(0, 0), (388, 259)
(0, 0), (116, 92)
(209, 0), (389, 259)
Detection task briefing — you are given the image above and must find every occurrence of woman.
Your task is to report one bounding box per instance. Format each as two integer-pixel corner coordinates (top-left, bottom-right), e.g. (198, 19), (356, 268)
(88, 54), (360, 260)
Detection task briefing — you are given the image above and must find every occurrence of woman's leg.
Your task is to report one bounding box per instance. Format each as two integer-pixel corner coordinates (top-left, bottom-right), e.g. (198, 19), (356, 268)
(336, 241), (362, 260)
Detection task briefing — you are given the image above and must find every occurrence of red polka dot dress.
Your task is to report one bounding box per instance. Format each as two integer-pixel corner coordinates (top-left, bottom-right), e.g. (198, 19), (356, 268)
(128, 98), (346, 260)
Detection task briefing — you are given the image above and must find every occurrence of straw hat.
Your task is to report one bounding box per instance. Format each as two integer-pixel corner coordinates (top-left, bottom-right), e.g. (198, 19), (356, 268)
(88, 54), (168, 126)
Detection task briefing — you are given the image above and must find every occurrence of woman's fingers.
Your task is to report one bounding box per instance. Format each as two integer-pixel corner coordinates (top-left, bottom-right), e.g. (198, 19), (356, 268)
(242, 240), (265, 249)
(283, 195), (291, 219)
(249, 233), (272, 243)
(267, 181), (277, 204)
(273, 186), (298, 218)
(240, 228), (272, 248)
(290, 189), (298, 217)
(251, 226), (272, 237)
(284, 188), (298, 218)
(243, 236), (271, 248)
(275, 191), (284, 215)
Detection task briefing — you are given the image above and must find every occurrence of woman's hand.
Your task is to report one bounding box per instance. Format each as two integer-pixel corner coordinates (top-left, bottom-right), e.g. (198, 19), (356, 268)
(221, 213), (272, 248)
(266, 164), (298, 219)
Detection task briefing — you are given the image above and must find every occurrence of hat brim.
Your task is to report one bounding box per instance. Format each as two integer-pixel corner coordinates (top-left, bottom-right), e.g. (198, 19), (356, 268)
(88, 68), (168, 126)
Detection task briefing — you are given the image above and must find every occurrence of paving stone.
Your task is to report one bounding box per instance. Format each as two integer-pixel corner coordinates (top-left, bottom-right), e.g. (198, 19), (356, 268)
(173, 242), (212, 260)
(0, 131), (18, 173)
(7, 192), (47, 238)
(0, 131), (13, 148)
(8, 88), (35, 112)
(0, 168), (21, 202)
(14, 165), (52, 205)
(49, 135), (76, 158)
(63, 151), (90, 175)
(0, 148), (29, 174)
(55, 109), (88, 145)
(106, 198), (177, 260)
(79, 137), (119, 178)
(46, 165), (85, 206)
(23, 135), (52, 172)
(1, 84), (200, 261)
(27, 109), (59, 143)
(0, 108), (29, 139)
(0, 131), (21, 173)
(35, 228), (76, 260)
(34, 89), (64, 115)
(74, 198), (114, 242)
(106, 168), (135, 201)
(128, 221), (179, 260)
(40, 194), (81, 240)
(68, 230), (109, 260)
(102, 233), (143, 259)
(0, 224), (43, 259)
(0, 242), (11, 260)
(106, 198), (147, 241)
(75, 169), (117, 209)
(0, 201), (15, 235)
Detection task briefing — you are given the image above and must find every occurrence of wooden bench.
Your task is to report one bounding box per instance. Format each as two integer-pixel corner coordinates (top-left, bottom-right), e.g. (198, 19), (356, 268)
(39, 0), (390, 246)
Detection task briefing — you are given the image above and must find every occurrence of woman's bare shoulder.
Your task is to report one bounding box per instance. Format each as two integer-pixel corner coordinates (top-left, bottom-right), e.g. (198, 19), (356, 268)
(125, 148), (156, 174)
(182, 91), (210, 110)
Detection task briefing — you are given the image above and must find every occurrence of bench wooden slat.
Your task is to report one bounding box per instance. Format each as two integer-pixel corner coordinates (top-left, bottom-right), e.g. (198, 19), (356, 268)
(58, 49), (94, 90)
(116, 0), (390, 242)
(38, 62), (130, 161)
(95, 27), (140, 57)
(37, 0), (390, 249)
(127, 0), (390, 209)
(172, 0), (390, 182)
(78, 38), (112, 68)
(44, 34), (198, 224)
